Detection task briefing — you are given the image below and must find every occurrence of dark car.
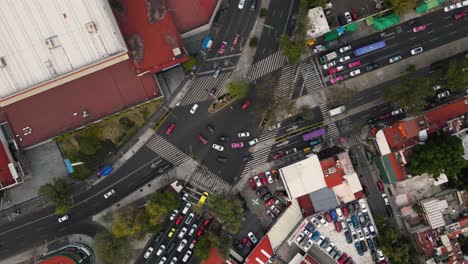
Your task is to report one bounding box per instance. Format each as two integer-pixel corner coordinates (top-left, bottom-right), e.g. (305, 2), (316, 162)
(377, 180), (385, 192)
(353, 201), (360, 212)
(206, 124), (215, 134)
(217, 156), (227, 163)
(256, 188), (268, 197)
(154, 232), (164, 243)
(271, 169), (280, 181)
(219, 136), (230, 142)
(360, 240), (368, 252)
(351, 215), (359, 229)
(373, 237), (380, 248)
(366, 62), (378, 72)
(233, 240), (244, 252)
(275, 190), (288, 197)
(348, 203), (355, 214)
(371, 250), (378, 262)
(367, 238), (374, 250)
(242, 154), (253, 162)
(355, 242), (364, 256)
(320, 238), (330, 249)
(262, 192), (273, 201)
(330, 209), (338, 222)
(167, 242), (176, 254)
(364, 212), (370, 222)
(344, 231), (353, 244)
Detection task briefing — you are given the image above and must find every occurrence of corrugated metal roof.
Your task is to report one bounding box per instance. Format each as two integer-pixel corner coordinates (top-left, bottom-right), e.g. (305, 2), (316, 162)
(421, 198), (448, 229)
(267, 199), (303, 249)
(309, 187), (338, 212)
(0, 0), (127, 99)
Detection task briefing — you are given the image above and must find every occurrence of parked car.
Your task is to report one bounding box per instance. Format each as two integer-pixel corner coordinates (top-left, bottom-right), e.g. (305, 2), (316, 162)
(355, 242), (364, 256)
(350, 69), (361, 77)
(367, 238), (375, 250)
(212, 144), (224, 151)
(169, 209), (178, 221)
(168, 228), (176, 237)
(271, 152), (284, 160)
(238, 0), (245, 9)
(330, 209), (338, 222)
(185, 213), (195, 225)
(241, 99), (251, 110)
(413, 24), (426, 32)
(339, 55), (351, 63)
(377, 248), (385, 261)
(265, 198), (275, 207)
(218, 41), (227, 54)
(175, 215), (184, 225)
(361, 240), (368, 252)
(238, 131), (250, 138)
(242, 154), (253, 162)
(232, 34), (240, 46)
(344, 12), (352, 23)
(366, 62), (379, 71)
(328, 65), (344, 75)
(253, 175), (261, 187)
(198, 134), (208, 144)
(178, 227), (188, 238)
(437, 91), (450, 99)
(330, 76), (343, 84)
(316, 235), (326, 246)
(411, 47), (423, 55)
(351, 215), (359, 229)
(265, 171), (274, 183)
(317, 214), (328, 226)
(256, 188), (268, 196)
(248, 138), (259, 146)
(391, 108), (404, 116)
(334, 221), (342, 232)
(242, 237), (253, 248)
(270, 204), (281, 215)
(359, 199), (368, 212)
(358, 212), (366, 225)
(262, 192), (272, 201)
(156, 245), (166, 256)
(454, 12), (466, 19)
(266, 210), (276, 219)
(165, 123), (176, 135)
(248, 232), (258, 244)
(259, 172), (267, 185)
(382, 193), (390, 205)
(324, 212), (333, 222)
(348, 60), (361, 68)
(342, 207), (349, 218)
(339, 45), (351, 53)
(444, 4), (457, 12)
(336, 207), (344, 220)
(231, 142), (244, 148)
(345, 231), (353, 243)
(323, 60), (336, 70)
(389, 55), (402, 63)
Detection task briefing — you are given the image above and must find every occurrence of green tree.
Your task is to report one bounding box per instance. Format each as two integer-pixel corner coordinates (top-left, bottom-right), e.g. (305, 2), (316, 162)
(194, 235), (212, 260)
(182, 56), (197, 73)
(94, 231), (131, 264)
(227, 81), (250, 98)
(259, 8), (268, 17)
(280, 35), (305, 64)
(38, 178), (73, 215)
(112, 207), (145, 238)
(249, 36), (258, 47)
(459, 234), (468, 253)
(207, 194), (244, 234)
(384, 77), (432, 114)
(386, 0), (418, 15)
(408, 134), (467, 184)
(143, 192), (180, 232)
(441, 60), (468, 92)
(79, 135), (102, 155)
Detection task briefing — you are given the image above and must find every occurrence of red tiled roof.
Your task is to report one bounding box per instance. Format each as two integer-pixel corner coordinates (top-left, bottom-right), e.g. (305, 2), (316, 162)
(200, 247), (225, 264)
(388, 153), (407, 181)
(36, 256), (75, 264)
(297, 194), (315, 217)
(354, 190), (364, 200)
(167, 0), (218, 33)
(320, 158), (345, 188)
(1, 60), (159, 148)
(0, 143), (14, 188)
(244, 235), (273, 264)
(114, 0), (188, 74)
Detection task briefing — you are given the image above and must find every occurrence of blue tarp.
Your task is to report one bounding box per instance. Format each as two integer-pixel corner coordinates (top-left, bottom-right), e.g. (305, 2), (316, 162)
(201, 35), (212, 49)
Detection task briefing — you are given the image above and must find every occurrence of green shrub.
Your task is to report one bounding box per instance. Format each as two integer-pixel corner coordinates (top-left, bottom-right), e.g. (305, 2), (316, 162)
(249, 36), (258, 47)
(119, 117), (135, 129)
(79, 136), (102, 155)
(259, 8), (268, 17)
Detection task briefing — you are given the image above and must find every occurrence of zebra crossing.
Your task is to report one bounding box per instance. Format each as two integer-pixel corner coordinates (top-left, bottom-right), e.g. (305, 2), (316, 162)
(246, 51), (286, 81)
(299, 59), (325, 94)
(346, 134), (362, 147)
(145, 134), (190, 166)
(319, 104), (341, 143)
(241, 128), (278, 177)
(189, 165), (231, 194)
(179, 72), (231, 106)
(274, 64), (298, 103)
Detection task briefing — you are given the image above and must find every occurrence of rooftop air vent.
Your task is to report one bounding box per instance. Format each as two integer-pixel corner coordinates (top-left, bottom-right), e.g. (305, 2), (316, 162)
(45, 37), (60, 49)
(0, 57), (6, 67)
(86, 22), (97, 33)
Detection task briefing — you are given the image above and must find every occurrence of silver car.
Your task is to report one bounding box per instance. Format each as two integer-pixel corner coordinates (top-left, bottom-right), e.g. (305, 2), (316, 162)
(410, 47), (423, 55)
(389, 55), (402, 63)
(212, 144), (224, 151)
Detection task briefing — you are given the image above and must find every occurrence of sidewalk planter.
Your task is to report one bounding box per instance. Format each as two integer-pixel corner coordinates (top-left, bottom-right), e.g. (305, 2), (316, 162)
(208, 94), (236, 113)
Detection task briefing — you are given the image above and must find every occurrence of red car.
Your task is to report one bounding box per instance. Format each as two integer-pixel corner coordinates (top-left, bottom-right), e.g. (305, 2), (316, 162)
(197, 226), (205, 236)
(265, 198), (275, 207)
(175, 215), (184, 225)
(241, 99), (251, 110)
(324, 212), (333, 222)
(242, 237), (253, 248)
(412, 24), (426, 32)
(328, 66), (344, 75)
(198, 134), (208, 144)
(377, 180), (385, 192)
(342, 206), (349, 218)
(218, 41), (227, 54)
(165, 123), (176, 135)
(271, 153), (284, 160)
(231, 142), (244, 148)
(232, 34), (240, 46)
(338, 253), (348, 264)
(202, 218), (211, 227)
(259, 173), (267, 185)
(335, 221), (342, 232)
(348, 60), (361, 68)
(454, 12), (466, 20)
(248, 178), (257, 190)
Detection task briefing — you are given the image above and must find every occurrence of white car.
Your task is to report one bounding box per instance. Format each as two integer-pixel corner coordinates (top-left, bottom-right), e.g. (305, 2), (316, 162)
(391, 108), (404, 116)
(238, 0), (245, 9)
(350, 69), (361, 77)
(169, 209), (178, 220)
(144, 247), (154, 258)
(323, 60), (336, 70)
(189, 104), (199, 114)
(377, 248), (385, 261)
(389, 55), (402, 63)
(182, 202), (192, 214)
(336, 207), (343, 220)
(238, 132), (250, 138)
(437, 91), (450, 99)
(310, 217), (321, 227)
(444, 4), (457, 12)
(362, 226), (370, 239)
(58, 215), (69, 223)
(359, 199), (368, 212)
(248, 232), (258, 244)
(177, 239), (188, 252)
(339, 45), (351, 53)
(433, 85), (442, 90)
(317, 214), (328, 226)
(357, 229), (364, 241)
(296, 233), (305, 243)
(156, 245), (165, 256)
(189, 224), (197, 236)
(339, 55), (351, 63)
(212, 144), (224, 151)
(341, 221), (348, 231)
(382, 193), (390, 205)
(249, 138), (259, 146)
(326, 242), (335, 253)
(265, 171), (274, 183)
(158, 257), (167, 264)
(410, 47), (423, 55)
(344, 12), (353, 23)
(178, 227), (188, 238)
(104, 189), (115, 199)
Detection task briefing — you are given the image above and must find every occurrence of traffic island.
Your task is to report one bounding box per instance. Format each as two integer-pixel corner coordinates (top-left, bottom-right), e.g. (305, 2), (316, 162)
(208, 94), (236, 113)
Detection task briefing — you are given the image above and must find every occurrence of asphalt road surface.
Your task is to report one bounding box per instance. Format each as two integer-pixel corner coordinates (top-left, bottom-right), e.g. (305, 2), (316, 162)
(319, 6), (468, 84)
(0, 147), (171, 260)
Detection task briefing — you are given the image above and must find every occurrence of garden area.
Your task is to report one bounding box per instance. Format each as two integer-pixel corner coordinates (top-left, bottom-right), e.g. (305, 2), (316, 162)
(56, 98), (163, 180)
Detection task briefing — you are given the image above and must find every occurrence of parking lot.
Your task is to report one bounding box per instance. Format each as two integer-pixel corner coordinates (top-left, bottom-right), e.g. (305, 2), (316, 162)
(288, 199), (385, 263)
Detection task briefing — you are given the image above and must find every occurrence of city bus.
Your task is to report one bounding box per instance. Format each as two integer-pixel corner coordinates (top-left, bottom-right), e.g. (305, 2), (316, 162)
(319, 51), (338, 64)
(354, 40), (386, 56)
(302, 128), (326, 141)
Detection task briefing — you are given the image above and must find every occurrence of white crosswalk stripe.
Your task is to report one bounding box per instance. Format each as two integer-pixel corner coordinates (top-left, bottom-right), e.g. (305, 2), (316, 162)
(246, 51), (286, 81)
(346, 134), (362, 147)
(274, 64), (298, 103)
(189, 165), (231, 194)
(145, 134), (190, 166)
(179, 72), (231, 106)
(299, 59), (324, 94)
(240, 127), (279, 177)
(319, 104), (340, 143)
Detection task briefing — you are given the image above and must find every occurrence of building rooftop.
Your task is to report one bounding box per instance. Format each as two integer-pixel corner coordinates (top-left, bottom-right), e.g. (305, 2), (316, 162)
(244, 235), (274, 264)
(2, 60), (159, 148)
(421, 198), (448, 229)
(167, 0), (218, 33)
(306, 7), (330, 39)
(267, 199), (303, 249)
(0, 0), (127, 105)
(112, 0), (188, 75)
(279, 155), (326, 199)
(0, 141), (16, 189)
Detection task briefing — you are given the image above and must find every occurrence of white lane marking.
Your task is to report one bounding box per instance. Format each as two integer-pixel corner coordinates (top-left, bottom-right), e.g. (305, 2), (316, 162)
(449, 31), (457, 35)
(205, 53), (241, 61)
(444, 23), (454, 27)
(426, 22), (433, 26)
(409, 37), (416, 40)
(430, 37), (439, 42)
(443, 16), (451, 20)
(361, 114), (371, 118)
(384, 36), (396, 41)
(426, 30), (434, 34)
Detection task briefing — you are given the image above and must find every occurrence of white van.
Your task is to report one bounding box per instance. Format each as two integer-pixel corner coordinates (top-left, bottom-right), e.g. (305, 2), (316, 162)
(182, 202), (191, 214)
(182, 250), (192, 262)
(329, 106), (346, 117)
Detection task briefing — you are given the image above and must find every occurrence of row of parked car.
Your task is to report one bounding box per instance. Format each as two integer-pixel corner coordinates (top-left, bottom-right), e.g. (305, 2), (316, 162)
(248, 170), (280, 189)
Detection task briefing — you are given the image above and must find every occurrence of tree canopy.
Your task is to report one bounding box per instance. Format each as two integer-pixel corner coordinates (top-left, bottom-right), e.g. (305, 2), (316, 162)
(206, 194), (244, 234)
(227, 81), (250, 98)
(38, 178), (73, 215)
(384, 77), (432, 114)
(440, 60), (468, 92)
(193, 232), (232, 260)
(280, 35), (305, 64)
(373, 214), (411, 263)
(143, 191), (180, 232)
(94, 231), (132, 264)
(386, 0), (418, 15)
(408, 134), (467, 186)
(111, 207), (145, 238)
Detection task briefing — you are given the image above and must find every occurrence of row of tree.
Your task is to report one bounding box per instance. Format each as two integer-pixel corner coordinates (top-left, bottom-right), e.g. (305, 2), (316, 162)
(385, 60), (468, 114)
(373, 214), (414, 263)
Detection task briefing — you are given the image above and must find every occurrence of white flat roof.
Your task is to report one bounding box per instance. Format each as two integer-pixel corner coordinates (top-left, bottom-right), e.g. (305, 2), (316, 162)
(279, 155), (326, 199)
(376, 130), (391, 156)
(306, 7), (330, 39)
(0, 0), (127, 99)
